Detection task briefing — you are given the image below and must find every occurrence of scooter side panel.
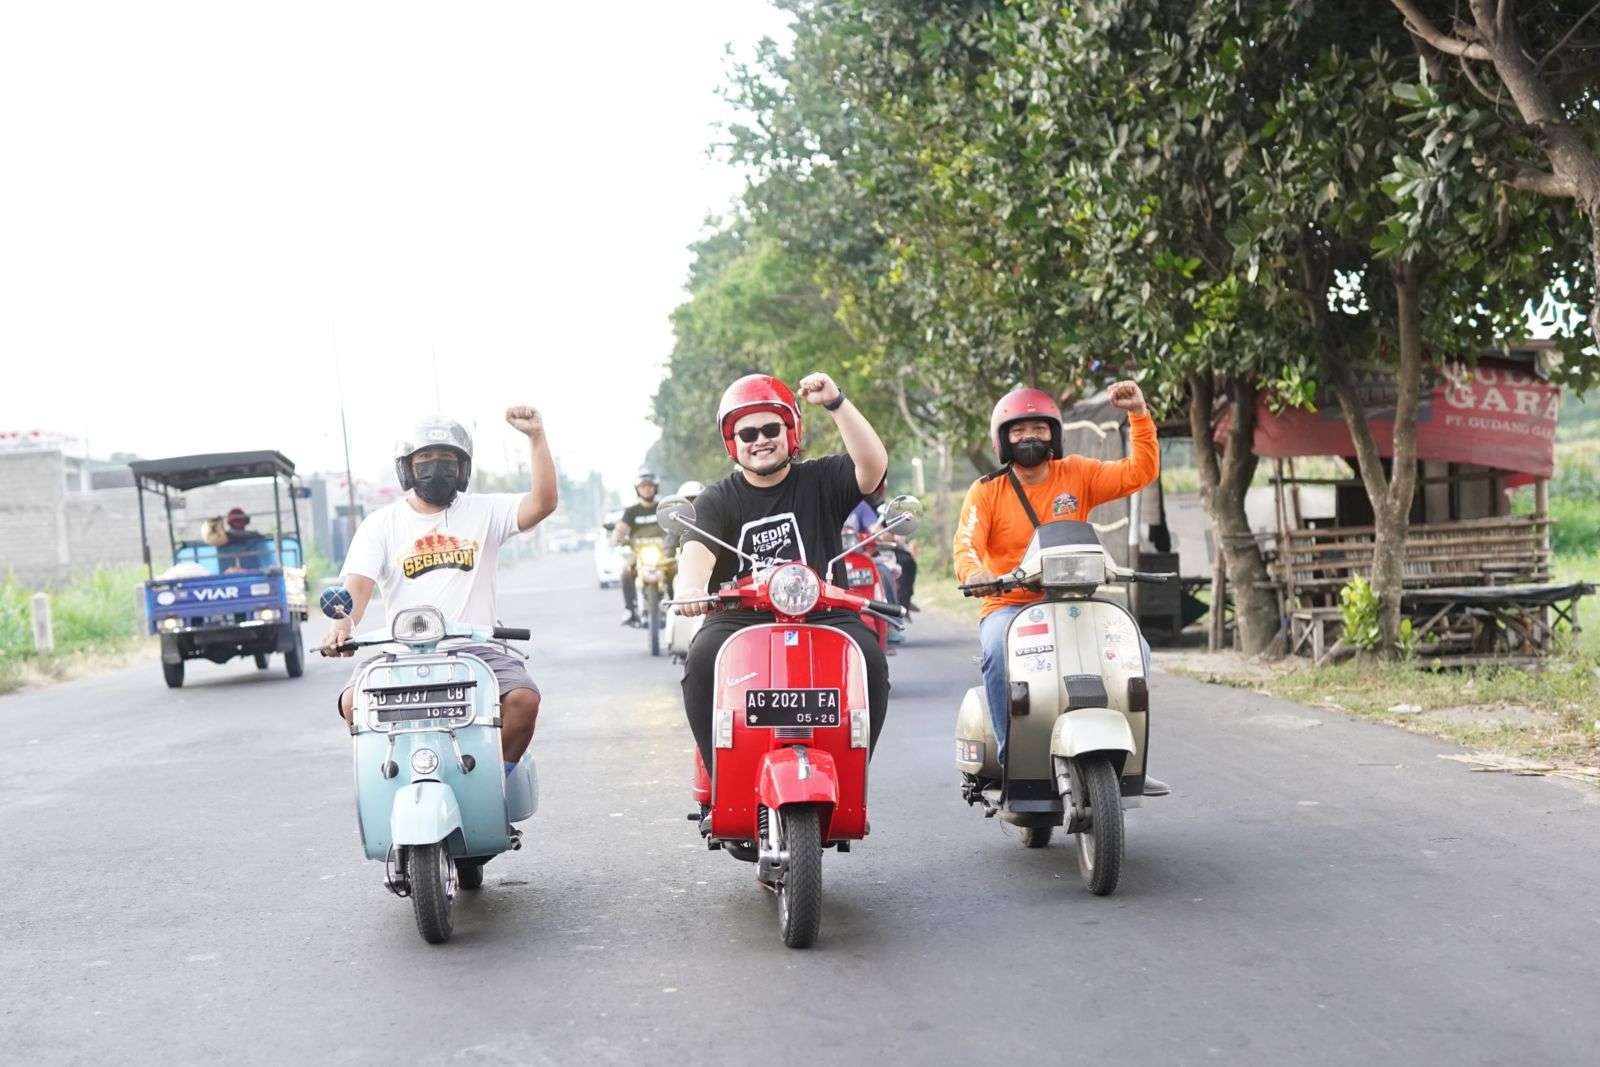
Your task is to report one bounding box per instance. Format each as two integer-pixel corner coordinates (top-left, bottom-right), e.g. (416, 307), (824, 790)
(1060, 600), (1149, 783)
(955, 686), (1000, 777)
(709, 624), (869, 842)
(1003, 607), (1064, 787)
(351, 653), (510, 861)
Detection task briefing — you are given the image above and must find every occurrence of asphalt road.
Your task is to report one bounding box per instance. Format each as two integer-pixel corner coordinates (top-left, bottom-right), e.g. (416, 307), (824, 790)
(5, 552), (1599, 1065)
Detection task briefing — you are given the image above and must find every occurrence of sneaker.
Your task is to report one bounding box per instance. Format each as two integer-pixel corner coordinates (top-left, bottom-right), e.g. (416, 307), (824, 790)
(621, 611), (640, 627)
(1142, 775), (1171, 797)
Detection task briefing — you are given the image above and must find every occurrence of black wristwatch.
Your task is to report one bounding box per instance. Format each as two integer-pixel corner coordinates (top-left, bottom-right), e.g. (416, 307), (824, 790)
(823, 389), (847, 412)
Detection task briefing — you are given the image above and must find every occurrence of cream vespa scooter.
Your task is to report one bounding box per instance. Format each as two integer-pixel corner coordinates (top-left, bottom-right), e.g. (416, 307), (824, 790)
(956, 519), (1173, 895)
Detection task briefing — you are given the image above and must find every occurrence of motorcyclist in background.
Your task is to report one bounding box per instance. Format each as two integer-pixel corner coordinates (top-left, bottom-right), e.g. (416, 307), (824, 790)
(612, 470), (664, 627)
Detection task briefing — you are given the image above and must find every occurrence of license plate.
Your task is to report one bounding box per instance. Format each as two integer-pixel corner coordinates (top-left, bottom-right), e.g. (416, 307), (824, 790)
(366, 682), (474, 724)
(744, 688), (842, 727)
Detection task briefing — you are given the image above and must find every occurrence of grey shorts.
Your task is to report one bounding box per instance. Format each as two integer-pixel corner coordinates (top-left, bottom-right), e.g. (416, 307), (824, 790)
(336, 642), (539, 718)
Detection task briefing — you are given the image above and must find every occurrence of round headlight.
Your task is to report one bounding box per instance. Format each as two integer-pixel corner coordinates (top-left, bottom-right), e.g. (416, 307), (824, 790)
(768, 563), (821, 616)
(638, 544), (663, 566)
(392, 607), (446, 645)
(410, 748), (440, 775)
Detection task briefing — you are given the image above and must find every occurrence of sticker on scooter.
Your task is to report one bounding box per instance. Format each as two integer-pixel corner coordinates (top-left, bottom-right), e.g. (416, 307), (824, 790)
(784, 630), (799, 646)
(956, 739), (984, 763)
(1027, 607), (1046, 623)
(1014, 643), (1054, 657)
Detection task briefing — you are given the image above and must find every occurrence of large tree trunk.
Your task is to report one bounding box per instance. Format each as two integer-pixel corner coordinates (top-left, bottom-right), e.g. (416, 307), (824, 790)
(1330, 261), (1427, 656)
(1187, 373), (1280, 655)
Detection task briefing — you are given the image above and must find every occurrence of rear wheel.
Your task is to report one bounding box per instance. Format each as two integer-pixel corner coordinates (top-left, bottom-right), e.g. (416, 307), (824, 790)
(456, 858), (485, 890)
(1074, 756), (1124, 896)
(162, 660), (184, 688)
(1019, 825), (1053, 848)
(283, 626), (304, 679)
(777, 805), (822, 949)
(407, 843), (454, 944)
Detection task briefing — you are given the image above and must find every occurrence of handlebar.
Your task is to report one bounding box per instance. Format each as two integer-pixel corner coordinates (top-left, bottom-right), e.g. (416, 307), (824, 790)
(1127, 571), (1176, 584)
(864, 599), (907, 619)
(492, 626), (531, 641)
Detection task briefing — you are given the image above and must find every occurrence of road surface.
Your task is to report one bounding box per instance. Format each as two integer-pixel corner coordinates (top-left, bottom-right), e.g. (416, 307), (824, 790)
(5, 553), (1598, 1064)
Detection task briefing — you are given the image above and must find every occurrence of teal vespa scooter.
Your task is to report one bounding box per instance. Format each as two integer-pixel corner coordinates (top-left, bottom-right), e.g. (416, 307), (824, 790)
(320, 588), (538, 944)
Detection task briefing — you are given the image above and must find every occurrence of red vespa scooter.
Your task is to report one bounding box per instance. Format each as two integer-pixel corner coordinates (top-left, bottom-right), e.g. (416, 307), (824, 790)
(661, 497), (916, 948)
(839, 525), (890, 652)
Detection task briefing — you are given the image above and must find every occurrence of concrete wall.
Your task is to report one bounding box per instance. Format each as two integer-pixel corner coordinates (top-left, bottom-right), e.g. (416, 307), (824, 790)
(1, 450), (318, 586)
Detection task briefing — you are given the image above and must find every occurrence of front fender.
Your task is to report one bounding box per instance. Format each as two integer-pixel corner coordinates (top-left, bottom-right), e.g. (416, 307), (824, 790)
(1049, 707), (1136, 759)
(756, 747), (839, 810)
(390, 780), (463, 847)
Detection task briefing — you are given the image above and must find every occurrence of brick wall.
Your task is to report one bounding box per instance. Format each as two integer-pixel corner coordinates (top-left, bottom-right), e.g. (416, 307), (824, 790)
(0, 451), (70, 583)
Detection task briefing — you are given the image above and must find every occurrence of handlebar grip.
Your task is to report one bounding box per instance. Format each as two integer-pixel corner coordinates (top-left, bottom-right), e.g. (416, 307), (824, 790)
(960, 582), (1002, 597)
(1131, 571), (1177, 584)
(866, 600), (907, 619)
(492, 627), (531, 641)
(316, 642), (359, 657)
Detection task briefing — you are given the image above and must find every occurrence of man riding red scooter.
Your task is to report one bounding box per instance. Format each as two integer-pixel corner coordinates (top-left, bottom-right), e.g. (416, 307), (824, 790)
(669, 372), (908, 947)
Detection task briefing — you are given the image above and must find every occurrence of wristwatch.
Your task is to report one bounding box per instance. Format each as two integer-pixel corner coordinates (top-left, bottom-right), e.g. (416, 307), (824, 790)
(823, 389), (847, 412)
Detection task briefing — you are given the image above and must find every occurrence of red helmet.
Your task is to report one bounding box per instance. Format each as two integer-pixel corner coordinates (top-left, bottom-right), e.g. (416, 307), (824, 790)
(717, 374), (802, 462)
(990, 387), (1063, 464)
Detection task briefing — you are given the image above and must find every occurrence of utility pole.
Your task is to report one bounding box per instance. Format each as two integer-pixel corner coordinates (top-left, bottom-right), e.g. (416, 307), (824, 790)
(332, 322), (359, 556)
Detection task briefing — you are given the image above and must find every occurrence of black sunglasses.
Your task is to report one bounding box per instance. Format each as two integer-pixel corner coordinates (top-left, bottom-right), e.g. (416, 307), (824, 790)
(734, 422), (785, 444)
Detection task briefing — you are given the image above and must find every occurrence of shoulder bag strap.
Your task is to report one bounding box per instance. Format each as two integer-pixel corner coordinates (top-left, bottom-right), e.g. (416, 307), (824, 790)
(1004, 466), (1042, 529)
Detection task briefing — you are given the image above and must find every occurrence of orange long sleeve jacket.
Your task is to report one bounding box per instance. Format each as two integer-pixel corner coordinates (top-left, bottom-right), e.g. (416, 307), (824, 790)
(952, 411), (1160, 619)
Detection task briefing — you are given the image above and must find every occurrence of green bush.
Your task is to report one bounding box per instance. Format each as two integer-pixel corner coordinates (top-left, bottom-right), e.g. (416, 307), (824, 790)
(1548, 497), (1600, 557)
(0, 566), (144, 660)
(1339, 575), (1382, 651)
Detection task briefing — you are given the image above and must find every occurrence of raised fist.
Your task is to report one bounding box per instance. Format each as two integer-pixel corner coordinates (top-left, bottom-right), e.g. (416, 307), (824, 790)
(505, 405), (545, 439)
(796, 373), (842, 407)
(1107, 380), (1147, 416)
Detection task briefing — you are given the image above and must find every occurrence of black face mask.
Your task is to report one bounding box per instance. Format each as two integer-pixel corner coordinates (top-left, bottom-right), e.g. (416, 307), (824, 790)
(413, 459), (460, 507)
(1012, 438), (1052, 468)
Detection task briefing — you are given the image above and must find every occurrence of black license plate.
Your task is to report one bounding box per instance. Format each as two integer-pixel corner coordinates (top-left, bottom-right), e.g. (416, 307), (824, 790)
(367, 683), (474, 723)
(744, 688), (842, 728)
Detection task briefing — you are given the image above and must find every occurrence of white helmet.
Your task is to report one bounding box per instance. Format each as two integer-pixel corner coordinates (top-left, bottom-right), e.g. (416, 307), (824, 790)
(676, 480), (705, 500)
(394, 417), (473, 491)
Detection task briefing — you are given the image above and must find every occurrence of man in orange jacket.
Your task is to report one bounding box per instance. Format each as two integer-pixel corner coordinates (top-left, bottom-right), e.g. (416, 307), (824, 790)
(953, 381), (1166, 791)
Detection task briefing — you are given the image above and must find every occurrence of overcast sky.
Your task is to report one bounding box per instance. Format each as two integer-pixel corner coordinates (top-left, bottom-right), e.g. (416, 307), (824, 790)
(1, 1), (789, 492)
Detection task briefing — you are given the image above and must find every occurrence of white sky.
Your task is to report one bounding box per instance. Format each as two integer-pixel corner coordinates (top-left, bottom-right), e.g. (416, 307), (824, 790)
(1, 1), (789, 493)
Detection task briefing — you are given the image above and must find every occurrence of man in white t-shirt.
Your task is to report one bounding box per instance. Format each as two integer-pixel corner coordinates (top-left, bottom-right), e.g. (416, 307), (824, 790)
(324, 407), (558, 768)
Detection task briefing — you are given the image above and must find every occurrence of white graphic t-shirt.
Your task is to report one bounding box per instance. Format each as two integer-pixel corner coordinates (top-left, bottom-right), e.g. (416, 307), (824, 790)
(341, 492), (525, 632)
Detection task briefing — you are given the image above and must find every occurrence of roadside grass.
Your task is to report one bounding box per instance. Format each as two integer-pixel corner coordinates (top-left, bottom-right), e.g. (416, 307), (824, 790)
(0, 566), (152, 694)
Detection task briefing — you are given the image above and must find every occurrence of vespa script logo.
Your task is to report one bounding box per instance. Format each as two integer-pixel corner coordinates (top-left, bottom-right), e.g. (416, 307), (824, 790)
(193, 586), (240, 602)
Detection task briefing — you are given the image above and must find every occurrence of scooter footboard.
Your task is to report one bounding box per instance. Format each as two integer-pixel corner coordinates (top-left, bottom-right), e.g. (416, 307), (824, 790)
(391, 781), (465, 849)
(756, 748), (840, 836)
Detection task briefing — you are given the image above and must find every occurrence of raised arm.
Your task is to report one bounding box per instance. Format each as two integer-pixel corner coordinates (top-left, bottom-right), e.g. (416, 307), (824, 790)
(797, 372), (888, 494)
(505, 405), (559, 531)
(1082, 381), (1160, 505)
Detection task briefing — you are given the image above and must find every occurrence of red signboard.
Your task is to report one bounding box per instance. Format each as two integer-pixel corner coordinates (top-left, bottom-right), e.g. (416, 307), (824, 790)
(1248, 360), (1559, 478)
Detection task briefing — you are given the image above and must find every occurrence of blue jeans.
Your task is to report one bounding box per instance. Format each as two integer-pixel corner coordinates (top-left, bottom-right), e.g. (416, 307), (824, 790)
(978, 606), (1152, 767)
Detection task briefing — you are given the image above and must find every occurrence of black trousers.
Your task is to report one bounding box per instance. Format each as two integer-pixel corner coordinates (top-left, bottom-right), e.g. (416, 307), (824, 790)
(620, 563), (638, 612)
(681, 608), (890, 772)
(894, 546), (918, 606)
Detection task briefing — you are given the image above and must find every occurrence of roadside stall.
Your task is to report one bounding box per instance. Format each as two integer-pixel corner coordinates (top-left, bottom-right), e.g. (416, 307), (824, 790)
(1248, 350), (1591, 663)
(129, 451), (309, 686)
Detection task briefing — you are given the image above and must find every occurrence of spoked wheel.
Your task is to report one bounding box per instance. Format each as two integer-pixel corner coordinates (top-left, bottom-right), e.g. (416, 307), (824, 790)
(647, 589), (662, 657)
(775, 805), (823, 949)
(1019, 825), (1054, 848)
(1073, 755), (1124, 896)
(406, 843), (455, 944)
(456, 858), (485, 891)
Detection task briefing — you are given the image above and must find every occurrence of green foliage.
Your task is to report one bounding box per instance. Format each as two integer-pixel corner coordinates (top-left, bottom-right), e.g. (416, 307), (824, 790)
(1339, 575), (1382, 651)
(0, 566), (143, 661)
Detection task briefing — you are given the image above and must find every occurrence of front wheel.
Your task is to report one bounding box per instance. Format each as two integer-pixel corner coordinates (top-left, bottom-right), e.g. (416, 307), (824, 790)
(407, 843), (455, 944)
(1073, 756), (1124, 896)
(647, 588), (662, 657)
(283, 626), (304, 678)
(777, 805), (823, 948)
(162, 659), (184, 688)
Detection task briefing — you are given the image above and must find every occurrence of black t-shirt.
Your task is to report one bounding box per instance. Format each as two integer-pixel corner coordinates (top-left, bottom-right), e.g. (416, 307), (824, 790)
(621, 500), (663, 543)
(687, 454), (866, 587)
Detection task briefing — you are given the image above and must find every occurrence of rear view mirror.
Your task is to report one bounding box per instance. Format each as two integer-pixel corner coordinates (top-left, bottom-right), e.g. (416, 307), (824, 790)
(657, 500), (697, 537)
(320, 586), (354, 620)
(882, 494), (923, 535)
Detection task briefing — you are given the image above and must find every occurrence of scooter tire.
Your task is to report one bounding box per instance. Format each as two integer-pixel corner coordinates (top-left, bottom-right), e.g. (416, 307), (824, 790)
(1019, 826), (1053, 848)
(456, 858), (485, 890)
(407, 843), (454, 944)
(647, 591), (662, 657)
(1074, 756), (1124, 896)
(777, 805), (823, 949)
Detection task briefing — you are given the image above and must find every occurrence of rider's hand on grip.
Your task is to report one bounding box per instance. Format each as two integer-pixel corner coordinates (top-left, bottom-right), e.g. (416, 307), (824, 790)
(321, 620), (355, 657)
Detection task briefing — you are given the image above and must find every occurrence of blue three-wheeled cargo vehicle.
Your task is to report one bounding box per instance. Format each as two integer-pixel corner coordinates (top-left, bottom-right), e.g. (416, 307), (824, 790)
(129, 451), (310, 688)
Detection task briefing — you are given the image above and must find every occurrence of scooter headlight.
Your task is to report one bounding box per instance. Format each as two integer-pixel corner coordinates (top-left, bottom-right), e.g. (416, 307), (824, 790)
(1042, 553), (1106, 590)
(768, 563), (821, 616)
(637, 544), (663, 567)
(392, 606), (446, 645)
